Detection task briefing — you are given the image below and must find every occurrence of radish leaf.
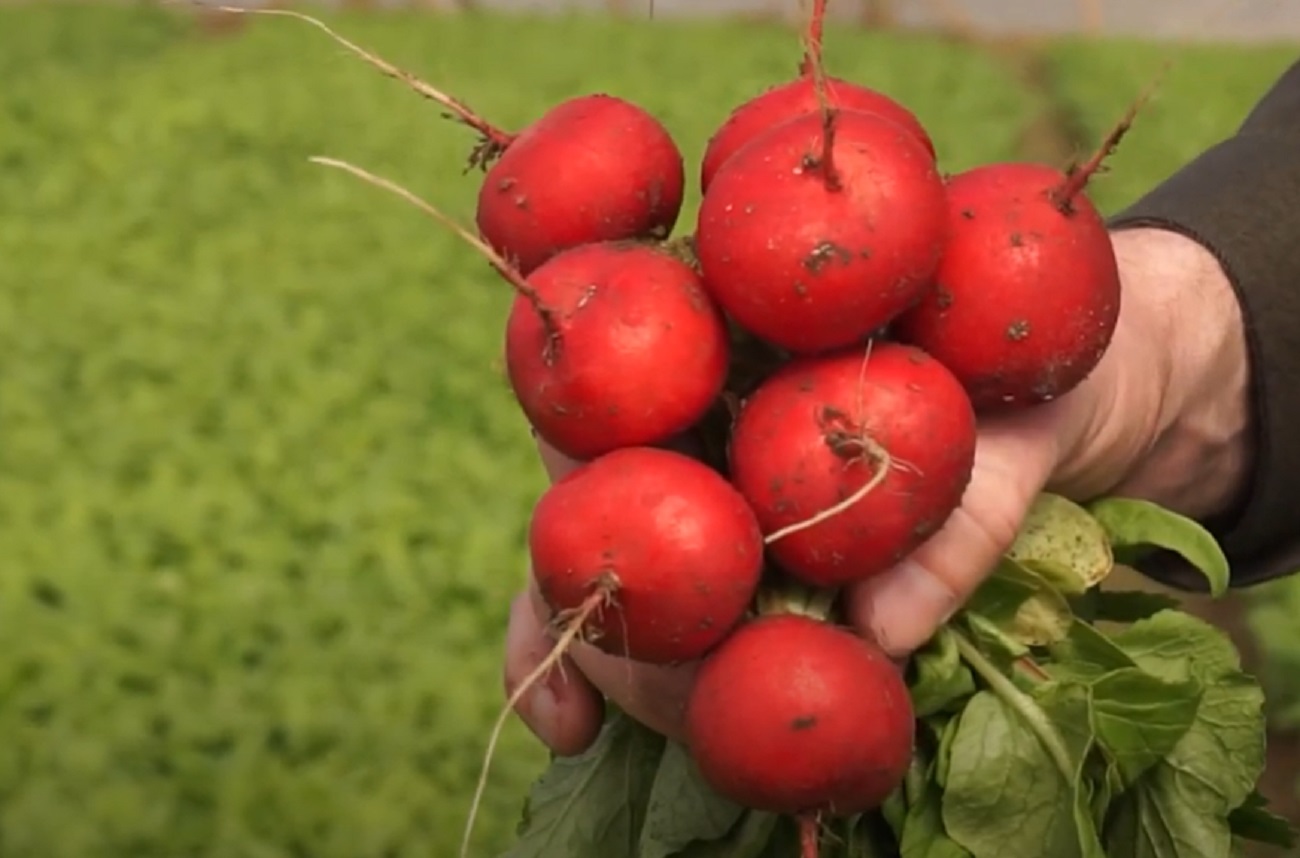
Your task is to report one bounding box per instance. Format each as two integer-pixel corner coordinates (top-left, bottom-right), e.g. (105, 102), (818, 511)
(503, 710), (664, 858)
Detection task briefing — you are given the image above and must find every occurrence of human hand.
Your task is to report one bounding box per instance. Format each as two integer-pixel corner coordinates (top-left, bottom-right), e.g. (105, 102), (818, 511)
(502, 226), (1253, 755)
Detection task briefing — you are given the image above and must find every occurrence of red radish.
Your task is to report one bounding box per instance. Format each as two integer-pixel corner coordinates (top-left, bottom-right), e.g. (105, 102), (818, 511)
(700, 0), (934, 192)
(306, 160), (727, 462)
(228, 8), (685, 275)
(505, 240), (731, 461)
(529, 446), (765, 665)
(890, 90), (1159, 411)
(729, 344), (976, 589)
(685, 613), (914, 817)
(460, 444), (762, 858)
(700, 77), (935, 193)
(892, 160), (1121, 410)
(694, 108), (948, 356)
(477, 94), (686, 274)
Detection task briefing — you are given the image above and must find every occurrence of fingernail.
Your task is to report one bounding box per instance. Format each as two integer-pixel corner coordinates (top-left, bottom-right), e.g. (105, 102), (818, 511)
(859, 559), (959, 657)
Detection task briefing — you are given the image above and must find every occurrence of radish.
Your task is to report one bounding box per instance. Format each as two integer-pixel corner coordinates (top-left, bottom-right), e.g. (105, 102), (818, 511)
(729, 343), (977, 589)
(892, 101), (1149, 411)
(476, 94), (686, 274)
(685, 612), (914, 835)
(232, 7), (685, 275)
(700, 76), (935, 194)
(529, 446), (766, 665)
(308, 160), (729, 462)
(700, 0), (934, 192)
(693, 106), (948, 355)
(460, 446), (762, 858)
(505, 240), (732, 461)
(891, 161), (1120, 410)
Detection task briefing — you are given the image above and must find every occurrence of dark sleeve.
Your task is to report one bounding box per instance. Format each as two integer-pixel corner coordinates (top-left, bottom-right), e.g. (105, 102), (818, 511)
(1106, 59), (1300, 591)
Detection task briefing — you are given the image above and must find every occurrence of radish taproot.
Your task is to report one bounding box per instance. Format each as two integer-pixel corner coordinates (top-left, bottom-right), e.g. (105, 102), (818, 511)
(892, 160), (1121, 410)
(730, 344), (977, 588)
(529, 446), (765, 665)
(685, 612), (914, 820)
(505, 240), (732, 461)
(694, 108), (948, 355)
(218, 8), (685, 275)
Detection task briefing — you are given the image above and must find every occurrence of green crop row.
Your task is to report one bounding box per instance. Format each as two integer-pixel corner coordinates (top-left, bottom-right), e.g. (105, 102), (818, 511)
(0, 5), (1295, 856)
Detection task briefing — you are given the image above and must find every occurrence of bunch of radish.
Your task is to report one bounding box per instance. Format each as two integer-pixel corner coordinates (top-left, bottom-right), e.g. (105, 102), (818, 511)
(239, 3), (1129, 855)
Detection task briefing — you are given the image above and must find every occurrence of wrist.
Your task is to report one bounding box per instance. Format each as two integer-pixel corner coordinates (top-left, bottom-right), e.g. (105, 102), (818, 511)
(1103, 227), (1254, 519)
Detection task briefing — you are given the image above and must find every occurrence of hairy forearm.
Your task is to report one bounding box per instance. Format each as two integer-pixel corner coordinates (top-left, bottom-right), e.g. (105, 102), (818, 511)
(1106, 228), (1254, 519)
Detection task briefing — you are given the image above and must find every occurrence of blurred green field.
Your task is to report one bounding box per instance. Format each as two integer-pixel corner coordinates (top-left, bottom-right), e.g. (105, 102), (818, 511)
(0, 4), (1296, 856)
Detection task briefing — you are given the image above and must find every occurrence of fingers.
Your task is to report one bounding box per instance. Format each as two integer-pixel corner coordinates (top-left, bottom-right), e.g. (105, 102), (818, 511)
(537, 437), (583, 481)
(503, 591), (604, 757)
(508, 436), (600, 755)
(844, 415), (1059, 657)
(527, 581), (697, 745)
(566, 646), (698, 745)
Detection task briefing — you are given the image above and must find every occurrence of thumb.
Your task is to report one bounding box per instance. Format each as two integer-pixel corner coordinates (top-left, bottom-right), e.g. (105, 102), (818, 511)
(843, 414), (1059, 657)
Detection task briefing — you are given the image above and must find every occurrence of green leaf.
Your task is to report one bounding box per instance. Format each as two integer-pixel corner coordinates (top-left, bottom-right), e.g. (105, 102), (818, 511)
(1160, 670), (1266, 812)
(1087, 667), (1202, 784)
(1113, 612), (1267, 809)
(934, 716), (959, 789)
(963, 612), (1030, 662)
(967, 559), (1074, 647)
(1048, 620), (1135, 680)
(1104, 763), (1234, 858)
(1227, 790), (1298, 848)
(1086, 498), (1230, 597)
(965, 563), (1038, 621)
(900, 775), (972, 858)
(503, 710), (666, 858)
(1246, 578), (1300, 730)
(1032, 682), (1094, 768)
(1103, 612), (1269, 858)
(752, 817), (805, 858)
(1089, 589), (1181, 624)
(1008, 493), (1114, 594)
(1088, 762), (1119, 835)
(671, 811), (783, 858)
(1033, 682), (1106, 858)
(941, 691), (1099, 858)
(639, 741), (745, 858)
(834, 814), (903, 858)
(1109, 610), (1242, 684)
(881, 790), (908, 841)
(909, 628), (977, 718)
(1009, 593), (1074, 647)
